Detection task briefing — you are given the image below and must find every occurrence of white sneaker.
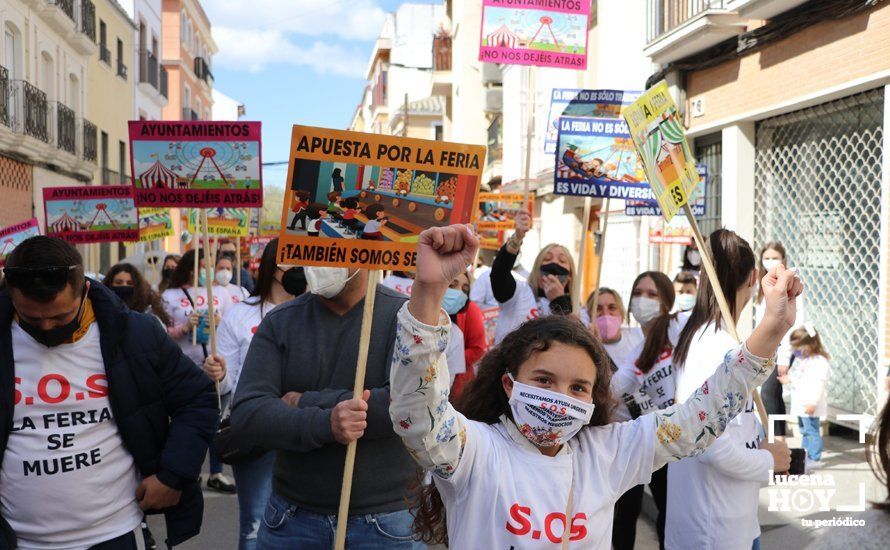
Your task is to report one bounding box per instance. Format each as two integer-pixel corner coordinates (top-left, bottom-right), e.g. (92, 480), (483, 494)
(805, 458), (823, 472)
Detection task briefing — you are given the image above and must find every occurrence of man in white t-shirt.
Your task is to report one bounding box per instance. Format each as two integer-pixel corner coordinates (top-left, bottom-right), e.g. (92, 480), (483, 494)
(0, 237), (219, 550)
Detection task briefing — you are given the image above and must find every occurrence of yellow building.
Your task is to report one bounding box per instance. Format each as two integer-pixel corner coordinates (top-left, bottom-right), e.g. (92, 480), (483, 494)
(86, 0), (137, 272)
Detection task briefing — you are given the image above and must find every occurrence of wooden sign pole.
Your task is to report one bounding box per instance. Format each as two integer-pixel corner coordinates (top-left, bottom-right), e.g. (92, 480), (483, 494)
(682, 203), (769, 434)
(235, 236), (242, 288)
(201, 209), (221, 409)
(588, 197), (612, 321)
(334, 269), (382, 550)
(523, 65), (537, 197)
(192, 209), (200, 347)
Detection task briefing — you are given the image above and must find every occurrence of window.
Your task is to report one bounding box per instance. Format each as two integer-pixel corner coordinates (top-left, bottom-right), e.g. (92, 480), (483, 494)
(99, 20), (109, 64)
(119, 141), (126, 181)
(68, 74), (79, 114)
(433, 124), (443, 141)
(5, 22), (22, 81)
(101, 131), (109, 171)
(41, 52), (54, 100)
(116, 38), (125, 78)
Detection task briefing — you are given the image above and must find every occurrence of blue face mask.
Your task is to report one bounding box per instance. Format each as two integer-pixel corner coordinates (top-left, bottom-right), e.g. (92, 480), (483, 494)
(442, 288), (468, 315)
(198, 271), (207, 287)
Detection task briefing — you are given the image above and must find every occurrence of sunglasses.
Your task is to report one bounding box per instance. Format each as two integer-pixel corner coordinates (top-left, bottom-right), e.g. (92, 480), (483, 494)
(2, 265), (79, 289)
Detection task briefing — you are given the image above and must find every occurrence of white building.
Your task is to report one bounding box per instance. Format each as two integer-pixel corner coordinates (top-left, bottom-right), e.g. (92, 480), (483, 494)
(120, 0), (168, 120)
(498, 0), (654, 306)
(211, 88), (243, 121)
(0, 0), (97, 228)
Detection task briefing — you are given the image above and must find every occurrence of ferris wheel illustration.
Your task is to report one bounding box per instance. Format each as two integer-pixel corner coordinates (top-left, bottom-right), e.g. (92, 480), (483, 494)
(167, 142), (249, 187)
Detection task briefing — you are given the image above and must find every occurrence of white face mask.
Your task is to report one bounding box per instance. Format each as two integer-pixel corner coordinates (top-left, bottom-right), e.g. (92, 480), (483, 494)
(507, 374), (594, 447)
(631, 296), (662, 325)
(687, 250), (702, 267)
(762, 259), (781, 272)
(675, 293), (696, 312)
(214, 269), (232, 286)
(304, 266), (357, 299)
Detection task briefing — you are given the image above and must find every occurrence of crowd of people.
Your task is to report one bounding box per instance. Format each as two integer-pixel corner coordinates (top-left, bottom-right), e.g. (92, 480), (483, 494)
(0, 221), (887, 550)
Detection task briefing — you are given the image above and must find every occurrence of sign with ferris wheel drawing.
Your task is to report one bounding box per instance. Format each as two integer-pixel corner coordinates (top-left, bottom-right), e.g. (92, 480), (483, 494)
(478, 0), (591, 69)
(128, 121), (262, 208)
(0, 218), (40, 266)
(43, 186), (139, 244)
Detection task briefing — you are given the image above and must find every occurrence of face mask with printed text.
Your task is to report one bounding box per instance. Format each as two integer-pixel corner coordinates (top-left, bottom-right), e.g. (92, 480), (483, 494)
(507, 374), (594, 447)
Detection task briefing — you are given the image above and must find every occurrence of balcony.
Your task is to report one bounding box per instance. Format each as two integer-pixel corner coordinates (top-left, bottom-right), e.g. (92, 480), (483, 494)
(645, 0), (745, 65)
(39, 0), (77, 35)
(71, 0), (98, 56)
(160, 66), (168, 98)
(139, 49), (159, 89)
(19, 81), (49, 143)
(194, 57), (214, 85)
(117, 59), (128, 80)
(726, 0), (809, 19)
(430, 33), (452, 96)
(182, 108), (199, 121)
(53, 102), (76, 155)
(81, 118), (97, 163)
(99, 44), (111, 65)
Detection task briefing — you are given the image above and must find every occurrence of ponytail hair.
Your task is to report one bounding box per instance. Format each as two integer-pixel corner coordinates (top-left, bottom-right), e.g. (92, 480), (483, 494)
(632, 271), (677, 374)
(674, 229), (756, 368)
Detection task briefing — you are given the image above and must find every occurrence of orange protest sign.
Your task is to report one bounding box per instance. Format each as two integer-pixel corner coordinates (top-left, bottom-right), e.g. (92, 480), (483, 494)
(476, 192), (534, 231)
(276, 126), (485, 270)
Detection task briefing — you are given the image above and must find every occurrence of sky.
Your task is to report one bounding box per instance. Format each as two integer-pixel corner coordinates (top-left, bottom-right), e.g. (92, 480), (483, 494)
(203, 0), (417, 189)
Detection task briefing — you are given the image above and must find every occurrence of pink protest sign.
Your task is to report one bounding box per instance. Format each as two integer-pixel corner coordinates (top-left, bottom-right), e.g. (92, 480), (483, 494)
(43, 186), (139, 244)
(129, 121), (263, 208)
(478, 0), (590, 69)
(0, 218), (40, 266)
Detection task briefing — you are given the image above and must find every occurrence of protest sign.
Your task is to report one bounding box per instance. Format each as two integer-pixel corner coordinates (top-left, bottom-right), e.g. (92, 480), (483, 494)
(622, 81), (698, 222)
(247, 235), (274, 270)
(138, 208), (174, 243)
(0, 218), (40, 266)
(544, 89), (641, 154)
(553, 116), (647, 198)
(188, 207), (249, 236)
(476, 192), (534, 230)
(276, 126), (485, 270)
(478, 0), (591, 69)
(481, 306), (500, 347)
(129, 121), (262, 208)
(626, 165), (707, 217)
(479, 230), (506, 251)
(43, 186), (138, 244)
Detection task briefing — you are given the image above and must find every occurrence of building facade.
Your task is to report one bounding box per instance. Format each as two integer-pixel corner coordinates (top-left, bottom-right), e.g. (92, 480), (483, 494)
(120, 0), (168, 121)
(644, 0), (890, 415)
(0, 0), (97, 228)
(160, 0), (214, 122)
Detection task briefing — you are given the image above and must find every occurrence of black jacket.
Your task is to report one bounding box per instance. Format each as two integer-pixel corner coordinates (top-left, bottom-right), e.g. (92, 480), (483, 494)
(0, 280), (219, 549)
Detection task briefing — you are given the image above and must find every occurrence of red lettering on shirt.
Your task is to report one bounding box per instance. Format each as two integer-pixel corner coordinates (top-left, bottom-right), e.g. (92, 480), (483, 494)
(505, 503), (588, 542)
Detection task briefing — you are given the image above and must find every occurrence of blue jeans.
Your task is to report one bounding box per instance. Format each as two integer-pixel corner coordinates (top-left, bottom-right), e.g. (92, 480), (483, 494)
(752, 536), (761, 550)
(799, 416), (823, 461)
(233, 451), (275, 550)
(257, 493), (423, 549)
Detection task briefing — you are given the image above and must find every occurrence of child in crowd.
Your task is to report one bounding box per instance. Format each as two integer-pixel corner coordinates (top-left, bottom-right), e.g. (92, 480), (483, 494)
(390, 224), (801, 549)
(672, 271), (697, 312)
(783, 324), (831, 468)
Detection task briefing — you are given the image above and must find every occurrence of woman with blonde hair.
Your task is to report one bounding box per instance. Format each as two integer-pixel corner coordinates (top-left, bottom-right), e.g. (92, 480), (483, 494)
(490, 209), (577, 343)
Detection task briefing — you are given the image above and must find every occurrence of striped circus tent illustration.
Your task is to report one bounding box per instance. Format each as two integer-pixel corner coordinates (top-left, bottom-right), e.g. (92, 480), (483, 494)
(50, 212), (80, 232)
(139, 160), (179, 189)
(487, 24), (520, 48)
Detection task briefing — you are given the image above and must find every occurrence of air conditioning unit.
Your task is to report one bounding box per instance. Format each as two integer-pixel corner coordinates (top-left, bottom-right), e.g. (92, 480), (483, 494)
(481, 63), (502, 85)
(484, 88), (502, 112)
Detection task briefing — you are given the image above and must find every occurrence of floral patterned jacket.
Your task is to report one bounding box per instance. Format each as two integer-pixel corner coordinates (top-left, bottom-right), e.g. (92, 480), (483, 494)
(389, 304), (775, 480)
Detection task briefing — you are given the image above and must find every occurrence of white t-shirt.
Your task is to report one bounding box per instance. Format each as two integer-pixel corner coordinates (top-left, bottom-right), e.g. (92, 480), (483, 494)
(381, 275), (414, 296)
(471, 267), (527, 310)
(218, 300), (277, 396)
(495, 282), (551, 344)
(1, 323), (142, 549)
(161, 285), (232, 364)
(634, 316), (686, 411)
(445, 323), (467, 386)
(603, 328), (649, 422)
(436, 416), (656, 549)
(789, 355), (830, 417)
(666, 323), (774, 550)
(218, 283), (249, 307)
